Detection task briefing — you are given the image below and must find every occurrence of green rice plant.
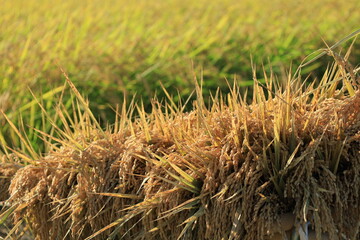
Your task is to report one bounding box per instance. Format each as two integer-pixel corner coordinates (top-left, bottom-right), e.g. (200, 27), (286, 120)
(1, 0), (360, 157)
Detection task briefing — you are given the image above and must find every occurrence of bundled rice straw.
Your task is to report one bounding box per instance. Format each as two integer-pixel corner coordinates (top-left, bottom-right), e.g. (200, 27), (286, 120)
(1, 50), (360, 240)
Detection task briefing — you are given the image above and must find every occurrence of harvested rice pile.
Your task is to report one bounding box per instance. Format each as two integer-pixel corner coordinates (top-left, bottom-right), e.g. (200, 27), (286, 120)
(1, 60), (360, 239)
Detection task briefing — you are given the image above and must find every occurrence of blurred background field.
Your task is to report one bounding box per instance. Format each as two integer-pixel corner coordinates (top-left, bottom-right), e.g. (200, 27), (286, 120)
(1, 0), (360, 154)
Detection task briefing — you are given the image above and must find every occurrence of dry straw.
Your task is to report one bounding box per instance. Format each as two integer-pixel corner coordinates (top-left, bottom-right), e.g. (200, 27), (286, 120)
(1, 38), (360, 239)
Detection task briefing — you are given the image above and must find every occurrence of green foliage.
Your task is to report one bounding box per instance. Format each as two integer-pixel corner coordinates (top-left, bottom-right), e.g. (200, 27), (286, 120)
(1, 0), (360, 154)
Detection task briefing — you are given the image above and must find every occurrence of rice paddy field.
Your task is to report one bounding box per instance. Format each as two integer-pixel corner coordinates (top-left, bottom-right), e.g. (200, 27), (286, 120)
(1, 0), (360, 239)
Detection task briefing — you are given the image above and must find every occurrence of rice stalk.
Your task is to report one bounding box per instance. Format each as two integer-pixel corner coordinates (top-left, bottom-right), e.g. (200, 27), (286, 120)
(2, 43), (360, 239)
